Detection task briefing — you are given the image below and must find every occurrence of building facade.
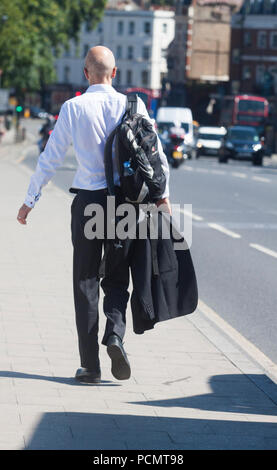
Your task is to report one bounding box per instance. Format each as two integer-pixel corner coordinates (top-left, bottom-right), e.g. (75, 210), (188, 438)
(230, 1), (277, 95)
(54, 6), (175, 92)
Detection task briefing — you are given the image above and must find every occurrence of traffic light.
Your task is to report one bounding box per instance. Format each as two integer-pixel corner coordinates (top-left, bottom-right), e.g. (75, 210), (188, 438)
(75, 91), (82, 96)
(16, 105), (23, 113)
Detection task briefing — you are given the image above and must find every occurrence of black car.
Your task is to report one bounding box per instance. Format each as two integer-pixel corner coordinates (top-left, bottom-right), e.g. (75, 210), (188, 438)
(218, 126), (264, 166)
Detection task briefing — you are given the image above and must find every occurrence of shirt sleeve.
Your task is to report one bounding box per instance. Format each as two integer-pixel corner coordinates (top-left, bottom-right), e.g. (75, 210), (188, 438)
(136, 97), (170, 199)
(24, 102), (72, 208)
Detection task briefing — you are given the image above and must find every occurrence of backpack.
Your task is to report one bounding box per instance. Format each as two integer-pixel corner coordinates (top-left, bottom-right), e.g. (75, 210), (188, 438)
(104, 94), (166, 204)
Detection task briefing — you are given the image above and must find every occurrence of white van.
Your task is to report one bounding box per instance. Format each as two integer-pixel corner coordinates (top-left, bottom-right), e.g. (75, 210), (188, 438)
(196, 126), (227, 158)
(156, 107), (194, 159)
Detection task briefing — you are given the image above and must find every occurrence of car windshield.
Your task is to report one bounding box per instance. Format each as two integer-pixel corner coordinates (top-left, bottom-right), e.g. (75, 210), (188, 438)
(181, 123), (189, 133)
(198, 133), (223, 140)
(158, 122), (175, 133)
(238, 100), (265, 113)
(229, 129), (259, 142)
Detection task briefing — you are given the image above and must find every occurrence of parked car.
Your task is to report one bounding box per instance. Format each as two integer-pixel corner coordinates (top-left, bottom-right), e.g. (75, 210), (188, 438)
(196, 126), (227, 158)
(156, 107), (195, 159)
(218, 125), (264, 166)
(30, 106), (50, 119)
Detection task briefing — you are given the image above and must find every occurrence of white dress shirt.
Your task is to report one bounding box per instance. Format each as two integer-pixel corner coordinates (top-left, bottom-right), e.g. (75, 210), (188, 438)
(24, 84), (170, 208)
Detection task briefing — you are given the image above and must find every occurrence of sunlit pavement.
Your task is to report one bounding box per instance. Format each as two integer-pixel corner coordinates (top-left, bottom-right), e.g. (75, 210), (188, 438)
(1, 122), (277, 450)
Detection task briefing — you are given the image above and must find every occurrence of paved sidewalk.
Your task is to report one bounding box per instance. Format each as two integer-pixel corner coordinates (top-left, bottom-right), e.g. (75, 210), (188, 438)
(1, 141), (277, 450)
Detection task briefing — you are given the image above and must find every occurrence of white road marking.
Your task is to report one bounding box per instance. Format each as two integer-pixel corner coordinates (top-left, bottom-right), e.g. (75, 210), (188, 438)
(195, 299), (277, 385)
(249, 243), (277, 259)
(179, 208), (203, 221)
(252, 176), (271, 183)
(208, 223), (241, 239)
(211, 169), (226, 175)
(183, 166), (193, 171)
(232, 172), (247, 179)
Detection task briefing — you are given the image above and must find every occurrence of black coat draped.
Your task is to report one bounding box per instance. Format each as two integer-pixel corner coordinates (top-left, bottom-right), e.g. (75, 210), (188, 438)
(99, 211), (198, 334)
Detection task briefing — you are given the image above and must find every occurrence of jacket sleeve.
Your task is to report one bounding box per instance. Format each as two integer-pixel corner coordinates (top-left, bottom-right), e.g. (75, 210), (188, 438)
(24, 102), (72, 208)
(136, 97), (170, 199)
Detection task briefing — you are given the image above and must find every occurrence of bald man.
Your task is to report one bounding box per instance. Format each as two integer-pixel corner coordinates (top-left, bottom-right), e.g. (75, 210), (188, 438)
(17, 46), (170, 383)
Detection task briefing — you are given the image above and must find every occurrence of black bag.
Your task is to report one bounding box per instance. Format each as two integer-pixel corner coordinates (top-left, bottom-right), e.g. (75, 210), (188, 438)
(104, 94), (166, 204)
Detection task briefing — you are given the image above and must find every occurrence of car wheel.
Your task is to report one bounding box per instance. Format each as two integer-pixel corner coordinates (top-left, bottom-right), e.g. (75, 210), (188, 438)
(252, 157), (263, 167)
(218, 155), (228, 163)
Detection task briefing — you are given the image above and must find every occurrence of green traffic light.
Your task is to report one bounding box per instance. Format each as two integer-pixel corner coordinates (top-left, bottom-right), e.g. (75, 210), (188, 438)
(16, 105), (23, 112)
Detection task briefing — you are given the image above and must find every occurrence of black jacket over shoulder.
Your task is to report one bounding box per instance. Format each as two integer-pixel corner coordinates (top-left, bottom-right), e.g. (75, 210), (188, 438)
(99, 211), (198, 335)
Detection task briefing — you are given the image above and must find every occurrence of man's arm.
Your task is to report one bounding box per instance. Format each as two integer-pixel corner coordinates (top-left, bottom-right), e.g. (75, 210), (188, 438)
(17, 102), (72, 225)
(136, 97), (171, 213)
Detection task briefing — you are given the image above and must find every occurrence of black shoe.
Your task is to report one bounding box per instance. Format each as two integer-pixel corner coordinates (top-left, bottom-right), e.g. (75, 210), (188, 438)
(106, 334), (131, 380)
(75, 368), (101, 384)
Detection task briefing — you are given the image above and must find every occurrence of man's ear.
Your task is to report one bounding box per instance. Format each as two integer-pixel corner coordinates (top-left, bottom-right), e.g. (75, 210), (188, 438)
(84, 67), (89, 80)
(111, 67), (117, 79)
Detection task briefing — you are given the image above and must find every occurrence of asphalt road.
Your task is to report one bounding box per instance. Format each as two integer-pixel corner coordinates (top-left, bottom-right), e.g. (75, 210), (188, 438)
(23, 119), (277, 365)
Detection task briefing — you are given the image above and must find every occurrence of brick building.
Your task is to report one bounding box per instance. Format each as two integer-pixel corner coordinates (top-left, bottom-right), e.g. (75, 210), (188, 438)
(230, 0), (277, 95)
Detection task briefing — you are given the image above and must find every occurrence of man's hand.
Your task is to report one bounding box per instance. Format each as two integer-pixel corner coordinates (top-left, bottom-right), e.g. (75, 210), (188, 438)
(155, 197), (171, 214)
(17, 204), (32, 225)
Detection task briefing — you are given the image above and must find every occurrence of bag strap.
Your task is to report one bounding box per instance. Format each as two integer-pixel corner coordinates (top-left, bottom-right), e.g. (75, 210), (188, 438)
(126, 93), (138, 115)
(104, 126), (117, 196)
(104, 94), (138, 197)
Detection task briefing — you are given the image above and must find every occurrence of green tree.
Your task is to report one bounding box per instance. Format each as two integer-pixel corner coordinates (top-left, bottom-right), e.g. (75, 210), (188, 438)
(0, 0), (107, 92)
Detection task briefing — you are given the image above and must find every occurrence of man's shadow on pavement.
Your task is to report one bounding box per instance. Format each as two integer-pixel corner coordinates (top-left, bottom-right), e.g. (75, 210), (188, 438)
(20, 374), (277, 450)
(129, 374), (277, 416)
(0, 370), (120, 386)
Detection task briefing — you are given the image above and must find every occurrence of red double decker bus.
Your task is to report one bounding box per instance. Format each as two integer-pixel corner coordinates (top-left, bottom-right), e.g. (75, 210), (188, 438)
(220, 94), (269, 135)
(233, 95), (269, 129)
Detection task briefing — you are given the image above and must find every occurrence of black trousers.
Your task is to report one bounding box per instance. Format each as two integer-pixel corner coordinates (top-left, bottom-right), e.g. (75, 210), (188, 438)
(71, 189), (130, 373)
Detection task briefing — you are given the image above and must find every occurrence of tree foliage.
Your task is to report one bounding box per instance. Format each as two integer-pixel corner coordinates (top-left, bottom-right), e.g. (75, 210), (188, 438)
(0, 0), (107, 91)
(149, 0), (177, 6)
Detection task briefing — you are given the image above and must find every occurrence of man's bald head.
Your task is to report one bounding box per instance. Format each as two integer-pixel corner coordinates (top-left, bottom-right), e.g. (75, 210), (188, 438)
(84, 46), (116, 84)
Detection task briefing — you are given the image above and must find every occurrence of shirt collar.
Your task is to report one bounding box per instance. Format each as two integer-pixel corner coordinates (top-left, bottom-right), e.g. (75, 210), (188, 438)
(86, 84), (116, 94)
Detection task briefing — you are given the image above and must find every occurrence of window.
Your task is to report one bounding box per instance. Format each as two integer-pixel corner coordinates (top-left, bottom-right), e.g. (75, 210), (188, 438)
(83, 44), (89, 58)
(116, 45), (122, 59)
(118, 21), (124, 35)
(141, 70), (149, 86)
(142, 46), (150, 60)
(232, 48), (240, 64)
(161, 48), (167, 59)
(129, 21), (135, 35)
(270, 32), (277, 49)
(242, 65), (251, 80)
(144, 22), (151, 34)
(257, 31), (267, 49)
(97, 22), (103, 34)
(162, 23), (167, 34)
(244, 31), (252, 47)
(256, 65), (266, 84)
(127, 46), (133, 60)
(63, 66), (70, 83)
(127, 70), (132, 85)
(85, 20), (91, 33)
(64, 47), (70, 58)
